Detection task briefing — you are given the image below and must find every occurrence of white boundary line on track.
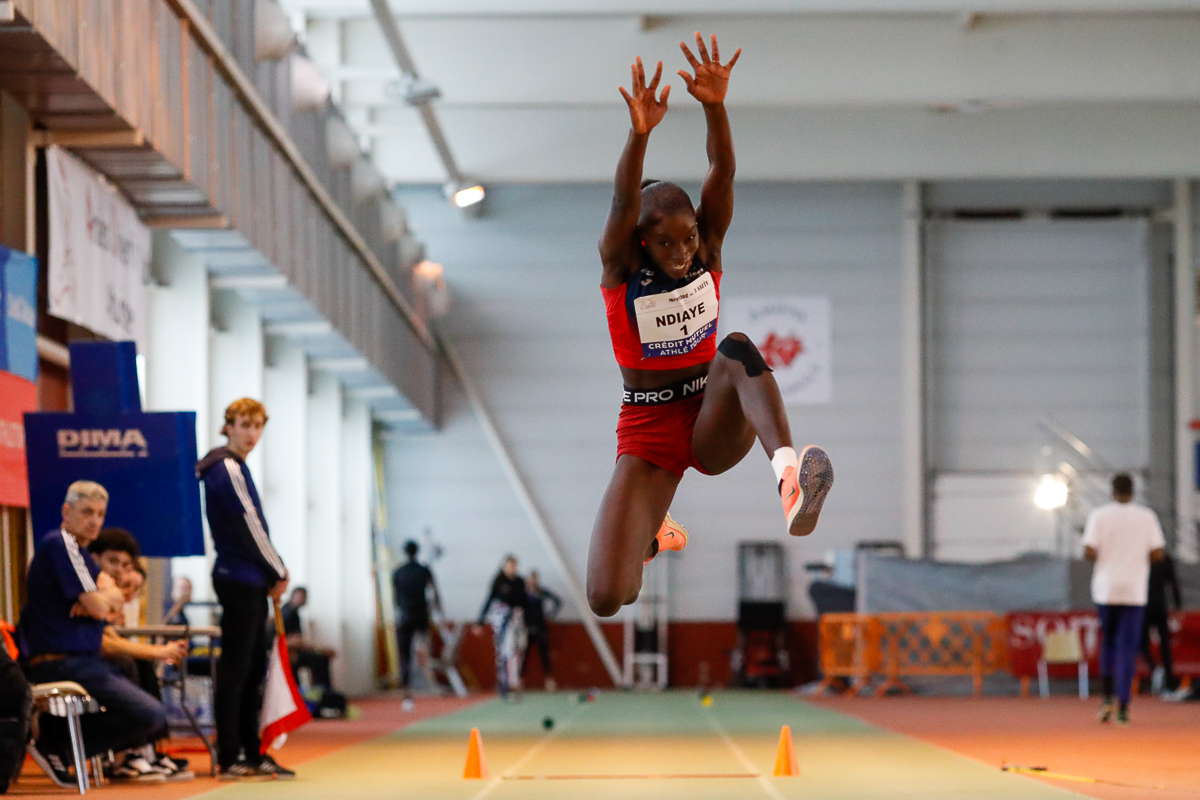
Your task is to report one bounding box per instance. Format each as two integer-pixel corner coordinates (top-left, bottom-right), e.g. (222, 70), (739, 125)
(704, 709), (788, 800)
(467, 712), (577, 800)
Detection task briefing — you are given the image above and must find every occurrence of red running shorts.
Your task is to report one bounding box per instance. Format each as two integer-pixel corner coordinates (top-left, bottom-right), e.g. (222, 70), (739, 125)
(615, 393), (711, 479)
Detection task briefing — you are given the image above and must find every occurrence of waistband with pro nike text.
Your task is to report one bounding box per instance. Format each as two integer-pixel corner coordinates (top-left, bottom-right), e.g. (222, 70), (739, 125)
(622, 375), (708, 406)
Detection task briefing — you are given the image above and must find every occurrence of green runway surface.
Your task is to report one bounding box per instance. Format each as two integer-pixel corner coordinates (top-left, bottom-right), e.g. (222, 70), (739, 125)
(195, 692), (1087, 799)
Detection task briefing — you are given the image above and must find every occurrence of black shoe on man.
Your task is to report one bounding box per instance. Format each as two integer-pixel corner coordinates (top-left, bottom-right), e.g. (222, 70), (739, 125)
(26, 742), (75, 788)
(254, 754), (296, 780)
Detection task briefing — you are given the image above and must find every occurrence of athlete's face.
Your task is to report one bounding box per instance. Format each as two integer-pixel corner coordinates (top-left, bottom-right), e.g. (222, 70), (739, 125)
(641, 212), (699, 281)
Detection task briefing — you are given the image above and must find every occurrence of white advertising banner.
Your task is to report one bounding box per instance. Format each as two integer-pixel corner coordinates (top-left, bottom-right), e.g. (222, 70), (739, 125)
(47, 146), (150, 351)
(719, 296), (832, 405)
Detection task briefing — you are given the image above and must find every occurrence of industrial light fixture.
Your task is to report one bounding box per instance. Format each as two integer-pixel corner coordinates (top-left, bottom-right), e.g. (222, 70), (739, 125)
(452, 185), (485, 208)
(387, 77), (441, 106)
(1034, 474), (1068, 510)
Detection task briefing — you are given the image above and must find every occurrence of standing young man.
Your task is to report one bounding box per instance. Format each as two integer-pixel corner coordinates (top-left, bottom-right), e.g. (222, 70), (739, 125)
(197, 399), (293, 780)
(1083, 473), (1166, 726)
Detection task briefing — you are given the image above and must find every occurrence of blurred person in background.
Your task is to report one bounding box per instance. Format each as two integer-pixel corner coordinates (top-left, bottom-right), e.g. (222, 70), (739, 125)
(392, 540), (440, 711)
(197, 398), (292, 780)
(280, 587), (346, 718)
(1140, 550), (1182, 694)
(1083, 473), (1165, 725)
(0, 621), (30, 794)
(474, 555), (527, 699)
(90, 527), (191, 780)
(521, 570), (562, 691)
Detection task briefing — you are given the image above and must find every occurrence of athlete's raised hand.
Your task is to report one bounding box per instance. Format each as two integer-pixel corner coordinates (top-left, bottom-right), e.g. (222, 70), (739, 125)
(678, 32), (740, 105)
(619, 57), (670, 135)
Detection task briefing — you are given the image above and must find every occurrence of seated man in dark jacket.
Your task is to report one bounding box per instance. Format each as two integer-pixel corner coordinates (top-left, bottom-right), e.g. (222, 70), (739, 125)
(17, 481), (167, 785)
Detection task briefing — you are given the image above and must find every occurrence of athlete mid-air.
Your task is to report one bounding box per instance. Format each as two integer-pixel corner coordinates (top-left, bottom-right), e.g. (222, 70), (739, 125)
(587, 33), (834, 617)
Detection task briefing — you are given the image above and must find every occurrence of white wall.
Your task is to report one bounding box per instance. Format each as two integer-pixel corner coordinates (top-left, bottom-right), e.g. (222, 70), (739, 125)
(387, 182), (907, 621)
(147, 234), (214, 600)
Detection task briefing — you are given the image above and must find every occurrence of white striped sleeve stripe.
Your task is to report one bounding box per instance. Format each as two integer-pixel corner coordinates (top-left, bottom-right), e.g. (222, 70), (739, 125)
(224, 458), (287, 577)
(61, 530), (98, 593)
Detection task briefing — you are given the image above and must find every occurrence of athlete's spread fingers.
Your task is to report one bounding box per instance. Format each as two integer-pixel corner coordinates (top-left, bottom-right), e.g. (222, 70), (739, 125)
(694, 31), (711, 63)
(710, 34), (719, 64)
(636, 56), (645, 88)
(677, 71), (695, 93)
(726, 48), (742, 70)
(618, 85), (634, 107)
(648, 60), (663, 91)
(679, 41), (701, 70)
(658, 84), (671, 105)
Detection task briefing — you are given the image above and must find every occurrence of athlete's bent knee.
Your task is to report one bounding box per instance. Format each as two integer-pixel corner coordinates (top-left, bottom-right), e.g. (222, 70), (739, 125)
(718, 332), (772, 378)
(588, 586), (623, 618)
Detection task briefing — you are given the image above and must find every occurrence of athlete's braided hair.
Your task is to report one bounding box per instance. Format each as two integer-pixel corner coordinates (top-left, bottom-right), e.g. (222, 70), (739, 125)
(638, 179), (695, 229)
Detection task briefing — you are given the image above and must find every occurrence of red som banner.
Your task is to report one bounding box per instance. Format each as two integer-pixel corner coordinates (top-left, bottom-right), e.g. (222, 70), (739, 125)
(1006, 610), (1200, 679)
(0, 370), (37, 506)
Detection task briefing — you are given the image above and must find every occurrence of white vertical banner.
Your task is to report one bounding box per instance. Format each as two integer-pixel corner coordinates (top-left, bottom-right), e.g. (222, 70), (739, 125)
(719, 296), (832, 405)
(47, 145), (150, 351)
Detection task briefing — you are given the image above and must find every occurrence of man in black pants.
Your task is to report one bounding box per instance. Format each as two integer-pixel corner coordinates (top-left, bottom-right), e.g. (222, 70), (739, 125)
(521, 570), (562, 691)
(1141, 551), (1182, 693)
(197, 398), (292, 781)
(392, 541), (440, 710)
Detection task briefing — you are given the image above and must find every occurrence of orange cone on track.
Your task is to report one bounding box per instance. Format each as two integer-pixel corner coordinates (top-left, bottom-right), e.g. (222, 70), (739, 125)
(773, 724), (799, 777)
(463, 727), (488, 779)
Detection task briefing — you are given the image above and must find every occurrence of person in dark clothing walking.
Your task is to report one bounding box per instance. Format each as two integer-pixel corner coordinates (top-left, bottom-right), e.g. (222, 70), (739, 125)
(474, 556), (528, 697)
(521, 570), (562, 691)
(1140, 552), (1182, 693)
(391, 541), (440, 709)
(197, 398), (293, 781)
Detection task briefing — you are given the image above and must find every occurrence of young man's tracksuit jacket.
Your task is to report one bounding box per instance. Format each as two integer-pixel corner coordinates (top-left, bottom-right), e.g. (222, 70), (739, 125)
(196, 446), (287, 588)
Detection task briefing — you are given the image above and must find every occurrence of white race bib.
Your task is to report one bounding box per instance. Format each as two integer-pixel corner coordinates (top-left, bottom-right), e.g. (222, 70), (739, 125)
(633, 272), (718, 358)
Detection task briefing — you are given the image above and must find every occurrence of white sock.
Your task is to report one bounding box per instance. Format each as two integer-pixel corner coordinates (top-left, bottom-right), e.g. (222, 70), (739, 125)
(770, 447), (798, 484)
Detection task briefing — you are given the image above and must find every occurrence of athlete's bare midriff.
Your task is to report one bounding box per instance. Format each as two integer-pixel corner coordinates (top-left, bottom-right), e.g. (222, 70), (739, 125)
(619, 360), (710, 391)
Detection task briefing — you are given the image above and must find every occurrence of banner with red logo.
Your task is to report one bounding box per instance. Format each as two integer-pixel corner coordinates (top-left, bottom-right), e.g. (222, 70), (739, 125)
(719, 297), (832, 404)
(0, 370), (36, 507)
(1006, 610), (1200, 679)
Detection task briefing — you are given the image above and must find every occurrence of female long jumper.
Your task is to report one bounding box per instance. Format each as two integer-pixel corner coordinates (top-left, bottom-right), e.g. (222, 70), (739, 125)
(587, 33), (834, 617)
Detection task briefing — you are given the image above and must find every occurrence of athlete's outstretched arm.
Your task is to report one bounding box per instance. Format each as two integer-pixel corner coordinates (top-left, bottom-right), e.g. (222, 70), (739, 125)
(599, 58), (670, 288)
(679, 32), (740, 264)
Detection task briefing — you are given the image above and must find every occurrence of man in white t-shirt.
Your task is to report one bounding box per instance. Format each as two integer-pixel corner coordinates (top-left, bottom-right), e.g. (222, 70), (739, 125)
(1082, 473), (1165, 725)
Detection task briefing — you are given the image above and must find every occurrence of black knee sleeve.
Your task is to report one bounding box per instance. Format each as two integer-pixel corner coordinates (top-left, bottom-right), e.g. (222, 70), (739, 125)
(718, 334), (772, 378)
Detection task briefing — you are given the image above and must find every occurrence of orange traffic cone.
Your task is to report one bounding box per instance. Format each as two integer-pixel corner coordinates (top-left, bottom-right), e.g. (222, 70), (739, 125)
(773, 724), (799, 777)
(463, 727), (488, 779)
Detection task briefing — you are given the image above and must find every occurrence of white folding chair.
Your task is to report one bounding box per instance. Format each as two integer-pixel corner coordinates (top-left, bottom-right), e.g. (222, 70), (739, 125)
(28, 681), (103, 794)
(1037, 631), (1088, 700)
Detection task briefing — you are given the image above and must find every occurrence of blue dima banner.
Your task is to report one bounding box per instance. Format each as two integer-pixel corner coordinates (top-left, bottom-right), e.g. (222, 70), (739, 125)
(24, 341), (204, 557)
(0, 245), (38, 383)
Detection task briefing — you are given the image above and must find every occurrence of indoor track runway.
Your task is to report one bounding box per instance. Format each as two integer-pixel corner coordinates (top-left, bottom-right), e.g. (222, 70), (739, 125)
(22, 691), (1197, 800)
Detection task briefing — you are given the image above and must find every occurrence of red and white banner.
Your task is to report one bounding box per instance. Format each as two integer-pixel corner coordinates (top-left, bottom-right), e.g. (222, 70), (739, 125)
(0, 371), (36, 507)
(719, 296), (832, 405)
(1006, 610), (1200, 679)
(46, 146), (150, 352)
(259, 630), (311, 752)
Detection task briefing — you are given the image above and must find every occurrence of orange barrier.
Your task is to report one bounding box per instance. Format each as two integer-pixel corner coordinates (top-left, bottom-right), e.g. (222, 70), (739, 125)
(816, 613), (879, 694)
(818, 612), (1008, 697)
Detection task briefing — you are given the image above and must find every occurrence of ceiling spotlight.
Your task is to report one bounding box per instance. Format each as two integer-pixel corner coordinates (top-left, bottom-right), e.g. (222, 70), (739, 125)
(452, 185), (485, 208)
(1034, 474), (1068, 510)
